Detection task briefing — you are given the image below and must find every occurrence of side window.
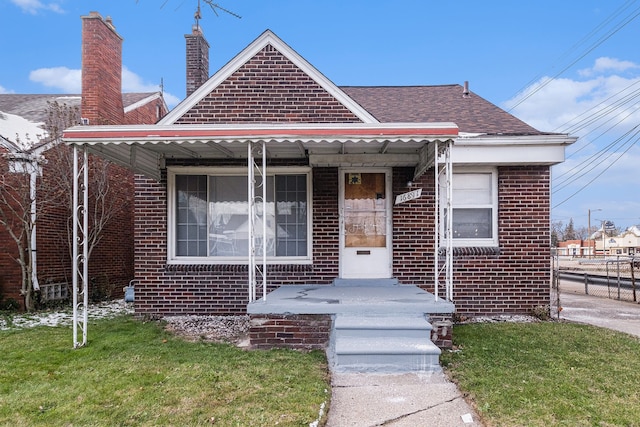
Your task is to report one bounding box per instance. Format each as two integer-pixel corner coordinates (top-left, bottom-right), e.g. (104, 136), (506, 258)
(442, 170), (498, 247)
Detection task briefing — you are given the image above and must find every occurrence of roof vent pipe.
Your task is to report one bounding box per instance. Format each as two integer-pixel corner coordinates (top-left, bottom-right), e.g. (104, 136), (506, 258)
(462, 81), (470, 98)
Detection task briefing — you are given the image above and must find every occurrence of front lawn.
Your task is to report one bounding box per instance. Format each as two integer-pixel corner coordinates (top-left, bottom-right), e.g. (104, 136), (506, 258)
(0, 316), (329, 426)
(442, 322), (640, 426)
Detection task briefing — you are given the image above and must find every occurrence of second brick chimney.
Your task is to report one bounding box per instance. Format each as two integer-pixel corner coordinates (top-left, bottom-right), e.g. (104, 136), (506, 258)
(185, 25), (210, 97)
(81, 12), (124, 125)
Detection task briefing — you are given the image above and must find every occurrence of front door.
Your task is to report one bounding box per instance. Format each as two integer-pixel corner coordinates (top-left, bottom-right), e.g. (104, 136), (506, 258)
(339, 169), (392, 278)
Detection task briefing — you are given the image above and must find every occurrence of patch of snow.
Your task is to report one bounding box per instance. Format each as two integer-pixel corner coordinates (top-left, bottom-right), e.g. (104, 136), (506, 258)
(0, 300), (133, 330)
(309, 396), (327, 427)
(0, 110), (47, 148)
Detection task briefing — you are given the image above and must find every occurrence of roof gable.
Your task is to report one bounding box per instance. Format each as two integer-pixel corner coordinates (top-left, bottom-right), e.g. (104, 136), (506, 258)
(160, 30), (377, 125)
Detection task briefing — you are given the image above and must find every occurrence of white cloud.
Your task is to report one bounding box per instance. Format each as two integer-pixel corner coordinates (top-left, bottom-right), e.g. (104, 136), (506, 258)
(578, 57), (640, 77)
(505, 60), (640, 135)
(0, 84), (14, 94)
(506, 57), (640, 228)
(162, 93), (181, 109)
(29, 66), (81, 92)
(10, 0), (64, 14)
(122, 67), (179, 108)
(28, 65), (179, 108)
(122, 66), (159, 93)
(122, 67), (180, 107)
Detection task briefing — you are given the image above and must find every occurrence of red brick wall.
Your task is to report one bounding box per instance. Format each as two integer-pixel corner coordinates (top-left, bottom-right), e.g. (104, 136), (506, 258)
(124, 97), (167, 125)
(449, 166), (552, 315)
(133, 165), (340, 316)
(133, 164), (551, 317)
(391, 166), (551, 315)
(176, 45), (362, 124)
(81, 12), (124, 125)
(249, 314), (331, 350)
(392, 168), (437, 284)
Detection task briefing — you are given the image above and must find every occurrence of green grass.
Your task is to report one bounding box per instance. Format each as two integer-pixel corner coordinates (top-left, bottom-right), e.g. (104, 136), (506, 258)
(442, 322), (640, 427)
(0, 316), (329, 426)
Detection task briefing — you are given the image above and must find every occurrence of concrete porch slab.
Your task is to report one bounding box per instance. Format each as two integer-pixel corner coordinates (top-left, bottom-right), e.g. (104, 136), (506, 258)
(247, 285), (455, 315)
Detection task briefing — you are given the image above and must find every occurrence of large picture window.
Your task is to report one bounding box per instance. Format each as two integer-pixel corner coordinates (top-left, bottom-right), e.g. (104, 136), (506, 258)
(442, 169), (498, 247)
(169, 167), (311, 264)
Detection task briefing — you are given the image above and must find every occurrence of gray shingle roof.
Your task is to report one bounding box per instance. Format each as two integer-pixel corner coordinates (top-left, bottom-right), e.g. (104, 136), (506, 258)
(3, 86), (542, 136)
(341, 85), (542, 135)
(0, 93), (157, 124)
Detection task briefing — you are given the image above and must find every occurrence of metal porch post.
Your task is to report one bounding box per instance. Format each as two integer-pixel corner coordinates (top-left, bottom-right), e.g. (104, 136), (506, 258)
(72, 145), (89, 348)
(444, 140), (453, 301)
(434, 140), (453, 302)
(247, 142), (267, 303)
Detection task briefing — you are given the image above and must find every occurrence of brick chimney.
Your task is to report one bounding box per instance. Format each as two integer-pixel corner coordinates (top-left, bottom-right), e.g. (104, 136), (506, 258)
(81, 11), (124, 125)
(185, 25), (210, 97)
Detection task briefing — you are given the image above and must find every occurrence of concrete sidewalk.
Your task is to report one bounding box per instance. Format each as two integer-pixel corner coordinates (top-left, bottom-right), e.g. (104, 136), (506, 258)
(326, 371), (482, 427)
(560, 287), (640, 338)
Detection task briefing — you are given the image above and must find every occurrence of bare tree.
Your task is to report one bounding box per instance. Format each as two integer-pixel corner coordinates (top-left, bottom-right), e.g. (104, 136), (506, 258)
(0, 137), (45, 311)
(43, 101), (124, 283)
(0, 101), (125, 310)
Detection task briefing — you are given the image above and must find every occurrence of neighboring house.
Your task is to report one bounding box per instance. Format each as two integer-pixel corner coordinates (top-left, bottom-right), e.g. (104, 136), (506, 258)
(556, 239), (594, 257)
(596, 225), (640, 256)
(64, 27), (576, 358)
(557, 226), (640, 258)
(0, 12), (167, 308)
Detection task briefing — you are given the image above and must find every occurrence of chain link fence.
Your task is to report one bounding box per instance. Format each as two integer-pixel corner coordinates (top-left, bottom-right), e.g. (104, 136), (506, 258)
(553, 255), (640, 316)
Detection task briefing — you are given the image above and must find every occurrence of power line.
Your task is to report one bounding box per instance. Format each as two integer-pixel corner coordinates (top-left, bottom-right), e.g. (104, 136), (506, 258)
(552, 129), (639, 208)
(508, 2), (640, 112)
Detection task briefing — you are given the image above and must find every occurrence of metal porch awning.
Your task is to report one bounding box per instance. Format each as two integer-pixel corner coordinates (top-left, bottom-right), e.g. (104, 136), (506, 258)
(62, 122), (458, 180)
(62, 122), (458, 348)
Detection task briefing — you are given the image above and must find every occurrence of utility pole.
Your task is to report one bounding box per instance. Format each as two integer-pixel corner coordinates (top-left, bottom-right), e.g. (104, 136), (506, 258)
(588, 208), (601, 259)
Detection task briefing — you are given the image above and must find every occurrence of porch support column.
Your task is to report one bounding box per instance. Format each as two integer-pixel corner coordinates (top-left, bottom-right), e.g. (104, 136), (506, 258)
(434, 140), (453, 302)
(247, 142), (267, 302)
(72, 145), (89, 348)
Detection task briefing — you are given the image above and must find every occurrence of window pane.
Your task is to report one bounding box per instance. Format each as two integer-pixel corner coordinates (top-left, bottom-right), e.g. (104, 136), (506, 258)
(453, 208), (492, 238)
(175, 175), (207, 256)
(174, 172), (309, 260)
(453, 173), (491, 204)
(275, 175), (307, 256)
(208, 176), (248, 256)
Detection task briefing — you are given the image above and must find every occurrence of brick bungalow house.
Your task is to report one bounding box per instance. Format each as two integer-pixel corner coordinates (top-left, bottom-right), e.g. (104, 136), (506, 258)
(0, 12), (167, 309)
(63, 27), (576, 368)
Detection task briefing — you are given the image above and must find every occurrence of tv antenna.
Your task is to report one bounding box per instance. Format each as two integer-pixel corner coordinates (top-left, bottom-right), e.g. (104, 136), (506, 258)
(194, 0), (241, 28)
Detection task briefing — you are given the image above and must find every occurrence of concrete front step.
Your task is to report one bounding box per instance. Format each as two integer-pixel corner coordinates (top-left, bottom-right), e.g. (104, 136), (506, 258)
(330, 314), (441, 373)
(334, 315), (433, 339)
(332, 278), (399, 287)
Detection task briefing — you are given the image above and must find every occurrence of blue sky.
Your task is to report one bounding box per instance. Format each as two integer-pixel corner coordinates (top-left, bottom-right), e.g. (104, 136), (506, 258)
(1, 0), (639, 232)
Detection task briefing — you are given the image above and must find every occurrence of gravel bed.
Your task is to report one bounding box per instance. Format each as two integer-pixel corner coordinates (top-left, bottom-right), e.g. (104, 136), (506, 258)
(459, 314), (540, 324)
(162, 315), (251, 346)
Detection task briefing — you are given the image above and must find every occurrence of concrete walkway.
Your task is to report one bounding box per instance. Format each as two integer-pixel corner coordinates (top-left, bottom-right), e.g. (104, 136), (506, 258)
(326, 371), (482, 427)
(323, 285), (640, 427)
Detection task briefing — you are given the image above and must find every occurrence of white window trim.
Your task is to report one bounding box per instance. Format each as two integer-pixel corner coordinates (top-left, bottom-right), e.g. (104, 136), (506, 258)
(447, 167), (499, 247)
(167, 166), (313, 265)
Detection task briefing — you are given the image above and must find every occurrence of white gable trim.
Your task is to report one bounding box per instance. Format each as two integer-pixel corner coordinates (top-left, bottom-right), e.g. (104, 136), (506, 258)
(124, 92), (167, 114)
(159, 30), (378, 125)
